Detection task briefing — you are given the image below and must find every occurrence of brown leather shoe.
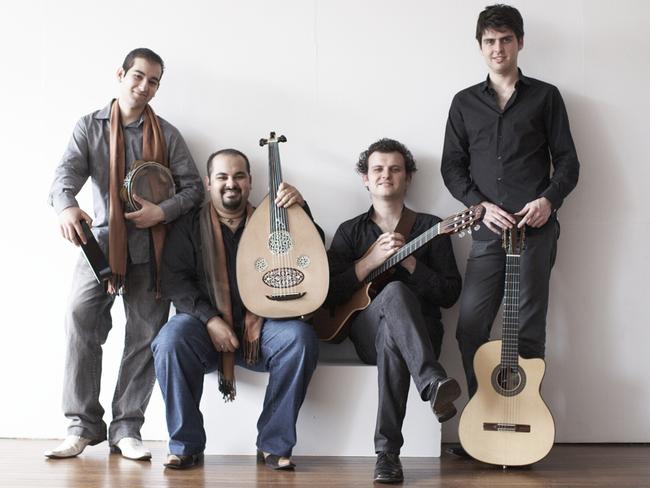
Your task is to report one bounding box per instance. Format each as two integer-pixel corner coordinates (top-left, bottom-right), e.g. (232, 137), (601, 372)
(163, 452), (204, 469)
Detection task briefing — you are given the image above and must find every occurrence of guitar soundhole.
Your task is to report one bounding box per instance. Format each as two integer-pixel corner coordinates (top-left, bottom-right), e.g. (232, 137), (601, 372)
(491, 366), (526, 397)
(268, 231), (293, 255)
(262, 267), (304, 288)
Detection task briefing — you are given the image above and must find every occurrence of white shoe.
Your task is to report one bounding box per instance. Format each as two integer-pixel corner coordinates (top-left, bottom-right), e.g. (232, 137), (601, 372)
(112, 437), (152, 461)
(44, 435), (93, 458)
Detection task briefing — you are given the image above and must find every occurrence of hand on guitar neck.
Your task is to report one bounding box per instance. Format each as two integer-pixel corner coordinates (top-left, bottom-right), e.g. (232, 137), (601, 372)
(354, 232), (413, 281)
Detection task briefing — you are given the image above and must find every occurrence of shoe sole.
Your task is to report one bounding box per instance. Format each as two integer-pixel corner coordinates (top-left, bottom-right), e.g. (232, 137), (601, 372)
(431, 378), (461, 422)
(110, 445), (152, 461)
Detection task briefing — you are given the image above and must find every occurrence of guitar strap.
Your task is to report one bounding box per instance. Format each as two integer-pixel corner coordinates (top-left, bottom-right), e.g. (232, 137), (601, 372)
(394, 206), (417, 240)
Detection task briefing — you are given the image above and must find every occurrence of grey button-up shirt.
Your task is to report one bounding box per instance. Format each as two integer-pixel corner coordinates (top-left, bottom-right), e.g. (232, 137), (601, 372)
(48, 101), (205, 264)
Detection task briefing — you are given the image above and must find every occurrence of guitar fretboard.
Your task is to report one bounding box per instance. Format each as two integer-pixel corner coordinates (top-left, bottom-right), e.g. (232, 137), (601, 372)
(501, 252), (521, 368)
(365, 223), (441, 282)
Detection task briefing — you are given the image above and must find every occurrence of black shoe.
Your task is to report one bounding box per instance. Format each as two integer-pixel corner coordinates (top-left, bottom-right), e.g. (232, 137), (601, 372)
(256, 449), (296, 470)
(163, 452), (204, 469)
(373, 451), (404, 484)
(446, 445), (471, 458)
(429, 377), (461, 422)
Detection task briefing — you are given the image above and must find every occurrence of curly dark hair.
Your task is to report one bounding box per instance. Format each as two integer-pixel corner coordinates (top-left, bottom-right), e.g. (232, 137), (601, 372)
(356, 138), (417, 175)
(475, 4), (524, 44)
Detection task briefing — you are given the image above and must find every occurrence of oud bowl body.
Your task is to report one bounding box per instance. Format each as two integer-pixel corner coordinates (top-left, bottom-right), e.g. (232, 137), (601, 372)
(458, 340), (555, 466)
(236, 195), (329, 318)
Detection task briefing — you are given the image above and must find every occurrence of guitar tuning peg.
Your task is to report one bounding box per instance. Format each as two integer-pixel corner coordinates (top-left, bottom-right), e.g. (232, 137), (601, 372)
(474, 224), (480, 231)
(467, 228), (472, 235)
(459, 231), (466, 238)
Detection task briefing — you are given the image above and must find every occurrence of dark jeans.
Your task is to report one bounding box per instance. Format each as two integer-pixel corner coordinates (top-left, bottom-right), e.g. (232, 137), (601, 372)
(349, 281), (447, 454)
(456, 220), (559, 397)
(152, 313), (319, 457)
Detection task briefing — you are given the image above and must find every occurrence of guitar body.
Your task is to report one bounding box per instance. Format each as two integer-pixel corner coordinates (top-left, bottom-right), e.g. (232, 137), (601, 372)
(312, 284), (372, 342)
(236, 194), (329, 318)
(458, 340), (555, 466)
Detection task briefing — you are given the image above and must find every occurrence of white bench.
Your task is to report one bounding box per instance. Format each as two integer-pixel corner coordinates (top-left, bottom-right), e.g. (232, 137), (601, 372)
(200, 340), (442, 456)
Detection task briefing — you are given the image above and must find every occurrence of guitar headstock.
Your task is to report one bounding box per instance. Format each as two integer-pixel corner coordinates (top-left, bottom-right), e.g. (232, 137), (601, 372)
(439, 205), (484, 237)
(259, 131), (287, 146)
(503, 223), (526, 255)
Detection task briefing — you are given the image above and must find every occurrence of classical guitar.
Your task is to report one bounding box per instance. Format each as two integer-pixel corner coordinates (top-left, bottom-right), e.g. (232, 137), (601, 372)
(458, 225), (555, 466)
(311, 205), (483, 342)
(236, 132), (329, 318)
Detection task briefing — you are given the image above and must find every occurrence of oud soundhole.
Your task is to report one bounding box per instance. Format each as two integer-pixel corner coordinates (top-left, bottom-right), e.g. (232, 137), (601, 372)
(491, 365), (526, 397)
(262, 267), (304, 288)
(268, 231), (293, 255)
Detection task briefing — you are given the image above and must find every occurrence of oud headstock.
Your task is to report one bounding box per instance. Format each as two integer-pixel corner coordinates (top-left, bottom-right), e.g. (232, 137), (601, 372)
(259, 131), (287, 146)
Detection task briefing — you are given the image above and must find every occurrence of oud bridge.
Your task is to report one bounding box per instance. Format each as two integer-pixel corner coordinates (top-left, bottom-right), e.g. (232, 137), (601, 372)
(483, 422), (531, 433)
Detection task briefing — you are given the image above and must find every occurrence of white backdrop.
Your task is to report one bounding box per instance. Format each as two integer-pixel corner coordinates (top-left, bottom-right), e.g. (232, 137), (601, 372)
(0, 0), (648, 445)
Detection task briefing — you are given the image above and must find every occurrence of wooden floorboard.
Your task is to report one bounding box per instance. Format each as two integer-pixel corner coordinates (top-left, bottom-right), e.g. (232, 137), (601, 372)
(1, 440), (649, 487)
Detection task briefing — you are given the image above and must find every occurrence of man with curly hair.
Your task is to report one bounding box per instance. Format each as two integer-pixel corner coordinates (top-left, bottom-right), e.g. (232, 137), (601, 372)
(326, 138), (462, 483)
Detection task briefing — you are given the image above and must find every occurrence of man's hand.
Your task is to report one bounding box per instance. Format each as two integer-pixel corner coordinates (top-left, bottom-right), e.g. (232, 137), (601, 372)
(206, 316), (240, 353)
(275, 182), (305, 208)
(124, 194), (166, 228)
(355, 232), (405, 281)
(58, 207), (92, 246)
(480, 201), (517, 235)
(515, 197), (552, 228)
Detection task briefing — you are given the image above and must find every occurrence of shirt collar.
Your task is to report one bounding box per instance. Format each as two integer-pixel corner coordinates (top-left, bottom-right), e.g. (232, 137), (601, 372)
(94, 99), (146, 127)
(481, 68), (530, 93)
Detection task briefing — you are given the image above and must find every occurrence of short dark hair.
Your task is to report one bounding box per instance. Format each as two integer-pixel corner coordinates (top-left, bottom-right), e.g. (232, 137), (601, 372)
(122, 48), (165, 77)
(476, 4), (524, 44)
(207, 148), (251, 175)
(356, 138), (417, 175)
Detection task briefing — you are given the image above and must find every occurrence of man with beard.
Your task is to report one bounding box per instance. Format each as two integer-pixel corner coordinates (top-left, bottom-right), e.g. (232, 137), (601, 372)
(152, 148), (320, 470)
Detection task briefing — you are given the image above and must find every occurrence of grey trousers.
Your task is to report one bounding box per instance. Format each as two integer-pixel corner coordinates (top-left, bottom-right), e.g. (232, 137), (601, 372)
(349, 281), (447, 454)
(456, 220), (559, 397)
(62, 255), (170, 444)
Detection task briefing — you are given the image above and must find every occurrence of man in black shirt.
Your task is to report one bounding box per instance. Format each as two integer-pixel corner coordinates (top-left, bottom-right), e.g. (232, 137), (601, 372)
(151, 149), (319, 470)
(327, 138), (462, 483)
(441, 5), (579, 403)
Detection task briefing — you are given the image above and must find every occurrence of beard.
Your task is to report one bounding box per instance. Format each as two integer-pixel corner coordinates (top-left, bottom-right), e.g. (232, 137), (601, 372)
(221, 188), (243, 210)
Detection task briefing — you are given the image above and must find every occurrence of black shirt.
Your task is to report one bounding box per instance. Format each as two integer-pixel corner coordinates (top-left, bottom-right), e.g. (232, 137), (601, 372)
(326, 207), (462, 322)
(441, 70), (579, 239)
(161, 203), (324, 332)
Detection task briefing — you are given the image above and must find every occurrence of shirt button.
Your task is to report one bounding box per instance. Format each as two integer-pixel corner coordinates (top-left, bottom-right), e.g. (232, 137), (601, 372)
(497, 177), (502, 181)
(497, 156), (502, 160)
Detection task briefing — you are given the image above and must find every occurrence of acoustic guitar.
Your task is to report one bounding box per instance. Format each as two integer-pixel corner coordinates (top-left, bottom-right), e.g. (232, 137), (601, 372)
(311, 205), (483, 342)
(236, 132), (329, 318)
(458, 225), (555, 466)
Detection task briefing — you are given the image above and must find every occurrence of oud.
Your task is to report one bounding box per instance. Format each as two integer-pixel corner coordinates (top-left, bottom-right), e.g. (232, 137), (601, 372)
(312, 206), (483, 342)
(458, 225), (555, 466)
(236, 132), (329, 318)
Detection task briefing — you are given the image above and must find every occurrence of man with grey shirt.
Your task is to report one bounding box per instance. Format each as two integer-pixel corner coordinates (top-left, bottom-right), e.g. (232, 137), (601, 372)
(46, 48), (204, 461)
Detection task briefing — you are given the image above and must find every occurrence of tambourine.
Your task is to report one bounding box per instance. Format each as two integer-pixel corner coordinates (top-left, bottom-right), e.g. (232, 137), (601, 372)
(120, 160), (175, 212)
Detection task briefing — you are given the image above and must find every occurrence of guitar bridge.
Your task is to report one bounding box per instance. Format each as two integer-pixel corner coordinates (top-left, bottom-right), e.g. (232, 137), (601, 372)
(483, 422), (531, 433)
(266, 292), (307, 301)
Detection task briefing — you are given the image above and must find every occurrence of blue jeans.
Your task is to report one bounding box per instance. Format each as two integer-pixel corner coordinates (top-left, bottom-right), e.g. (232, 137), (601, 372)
(152, 313), (319, 457)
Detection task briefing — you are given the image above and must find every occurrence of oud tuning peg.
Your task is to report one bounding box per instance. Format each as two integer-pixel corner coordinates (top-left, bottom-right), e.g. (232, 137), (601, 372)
(278, 135), (287, 143)
(270, 131), (276, 139)
(259, 138), (268, 146)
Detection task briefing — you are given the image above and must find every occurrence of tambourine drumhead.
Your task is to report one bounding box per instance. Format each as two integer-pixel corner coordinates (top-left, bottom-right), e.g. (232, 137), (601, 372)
(120, 160), (175, 212)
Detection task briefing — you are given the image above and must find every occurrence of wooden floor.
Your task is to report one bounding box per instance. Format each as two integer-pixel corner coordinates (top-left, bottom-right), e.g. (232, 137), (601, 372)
(2, 440), (649, 487)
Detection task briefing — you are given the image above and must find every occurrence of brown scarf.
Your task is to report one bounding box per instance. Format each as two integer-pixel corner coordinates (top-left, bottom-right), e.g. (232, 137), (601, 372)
(108, 99), (168, 294)
(199, 202), (263, 401)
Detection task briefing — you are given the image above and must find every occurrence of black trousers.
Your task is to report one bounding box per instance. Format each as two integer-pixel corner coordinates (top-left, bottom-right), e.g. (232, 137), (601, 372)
(456, 220), (559, 397)
(349, 281), (447, 454)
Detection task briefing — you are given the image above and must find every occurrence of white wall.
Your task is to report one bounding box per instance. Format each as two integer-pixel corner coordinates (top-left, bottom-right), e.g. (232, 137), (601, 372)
(1, 0), (648, 445)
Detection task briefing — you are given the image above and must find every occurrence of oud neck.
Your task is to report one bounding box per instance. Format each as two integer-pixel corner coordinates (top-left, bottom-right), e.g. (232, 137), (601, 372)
(365, 222), (440, 282)
(267, 140), (288, 233)
(501, 252), (521, 368)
